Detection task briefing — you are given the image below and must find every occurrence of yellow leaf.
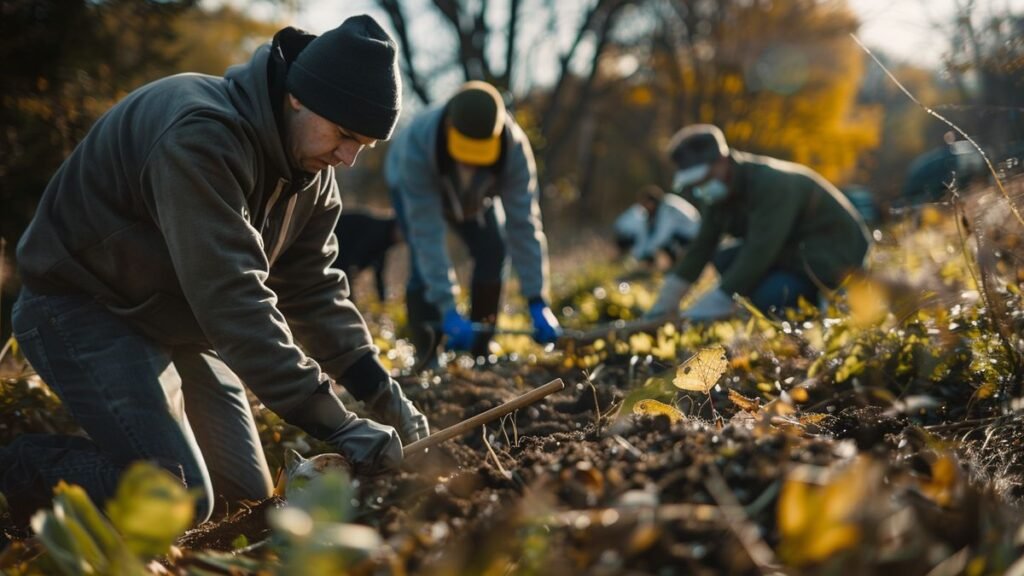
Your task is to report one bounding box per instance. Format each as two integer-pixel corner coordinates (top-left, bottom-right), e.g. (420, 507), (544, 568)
(804, 524), (861, 561)
(727, 389), (761, 413)
(673, 345), (728, 394)
(790, 388), (809, 403)
(847, 277), (889, 327)
(629, 333), (653, 355)
(633, 399), (685, 423)
(799, 413), (828, 426)
(778, 457), (876, 565)
(106, 462), (194, 558)
(920, 454), (959, 507)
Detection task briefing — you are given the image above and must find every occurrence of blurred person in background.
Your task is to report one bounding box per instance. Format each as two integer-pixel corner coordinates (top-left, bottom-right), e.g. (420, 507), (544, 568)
(613, 184), (701, 270)
(385, 81), (560, 362)
(335, 209), (403, 302)
(2, 16), (429, 528)
(646, 124), (870, 321)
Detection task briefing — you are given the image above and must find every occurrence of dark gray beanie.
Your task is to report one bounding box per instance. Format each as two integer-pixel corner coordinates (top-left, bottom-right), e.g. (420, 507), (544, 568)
(666, 124), (729, 169)
(286, 15), (402, 140)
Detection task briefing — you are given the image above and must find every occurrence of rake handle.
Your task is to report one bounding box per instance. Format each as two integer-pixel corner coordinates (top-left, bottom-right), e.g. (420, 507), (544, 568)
(403, 378), (566, 456)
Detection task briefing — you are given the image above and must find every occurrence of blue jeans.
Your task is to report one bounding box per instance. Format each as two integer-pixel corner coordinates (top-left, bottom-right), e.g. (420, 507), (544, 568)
(713, 245), (818, 312)
(390, 191), (507, 294)
(4, 288), (273, 523)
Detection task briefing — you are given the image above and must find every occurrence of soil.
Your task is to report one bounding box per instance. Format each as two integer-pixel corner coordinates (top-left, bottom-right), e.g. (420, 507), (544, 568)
(166, 357), (1024, 575)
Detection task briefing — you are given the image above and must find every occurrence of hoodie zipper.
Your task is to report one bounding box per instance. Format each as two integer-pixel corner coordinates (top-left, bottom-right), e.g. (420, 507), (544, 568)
(269, 194), (298, 266)
(261, 178), (287, 233)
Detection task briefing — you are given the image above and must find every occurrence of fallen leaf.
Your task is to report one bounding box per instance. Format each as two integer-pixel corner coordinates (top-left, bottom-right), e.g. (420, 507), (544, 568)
(673, 345), (728, 394)
(633, 399), (685, 423)
(727, 389), (761, 413)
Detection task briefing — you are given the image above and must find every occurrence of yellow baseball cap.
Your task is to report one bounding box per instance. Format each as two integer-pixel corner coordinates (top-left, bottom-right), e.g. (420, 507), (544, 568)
(446, 81), (505, 166)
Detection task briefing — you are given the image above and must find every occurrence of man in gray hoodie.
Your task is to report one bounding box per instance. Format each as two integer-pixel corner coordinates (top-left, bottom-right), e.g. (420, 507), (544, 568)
(3, 16), (428, 525)
(385, 81), (561, 361)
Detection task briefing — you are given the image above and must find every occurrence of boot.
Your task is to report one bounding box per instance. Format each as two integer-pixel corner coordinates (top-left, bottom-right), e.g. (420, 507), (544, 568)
(406, 288), (441, 368)
(469, 281), (502, 357)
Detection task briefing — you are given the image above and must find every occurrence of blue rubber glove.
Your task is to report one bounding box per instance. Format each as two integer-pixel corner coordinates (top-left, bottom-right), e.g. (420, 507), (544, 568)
(442, 308), (474, 351)
(528, 298), (562, 344)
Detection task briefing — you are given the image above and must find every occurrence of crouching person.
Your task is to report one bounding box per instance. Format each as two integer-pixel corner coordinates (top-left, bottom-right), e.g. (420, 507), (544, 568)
(1, 16), (428, 527)
(385, 81), (561, 362)
(646, 124), (871, 321)
(614, 184), (701, 269)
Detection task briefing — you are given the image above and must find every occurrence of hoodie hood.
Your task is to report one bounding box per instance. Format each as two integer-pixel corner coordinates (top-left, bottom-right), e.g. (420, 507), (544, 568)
(225, 43), (293, 180)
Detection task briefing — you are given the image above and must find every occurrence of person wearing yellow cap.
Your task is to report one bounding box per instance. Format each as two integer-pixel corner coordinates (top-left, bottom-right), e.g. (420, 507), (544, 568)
(385, 81), (560, 362)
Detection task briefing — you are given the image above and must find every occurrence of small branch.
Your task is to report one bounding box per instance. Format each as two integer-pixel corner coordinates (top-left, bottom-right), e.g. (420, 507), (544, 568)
(482, 425), (511, 478)
(703, 464), (780, 574)
(851, 33), (1024, 230)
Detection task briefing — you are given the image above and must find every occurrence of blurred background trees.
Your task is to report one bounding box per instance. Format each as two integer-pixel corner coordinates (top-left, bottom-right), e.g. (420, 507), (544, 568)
(1, 0), (1022, 338)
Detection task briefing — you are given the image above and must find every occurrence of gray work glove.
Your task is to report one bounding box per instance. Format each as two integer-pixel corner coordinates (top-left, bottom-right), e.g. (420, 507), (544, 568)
(366, 378), (431, 444)
(645, 275), (691, 319)
(324, 415), (404, 475)
(286, 384), (403, 475)
(681, 287), (735, 321)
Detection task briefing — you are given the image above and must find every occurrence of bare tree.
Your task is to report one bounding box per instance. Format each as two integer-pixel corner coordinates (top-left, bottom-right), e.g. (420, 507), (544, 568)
(373, 0), (639, 179)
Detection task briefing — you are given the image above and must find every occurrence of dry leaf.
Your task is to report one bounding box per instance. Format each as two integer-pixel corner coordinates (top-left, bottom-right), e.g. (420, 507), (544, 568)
(727, 389), (761, 413)
(673, 345), (728, 394)
(919, 454), (959, 507)
(847, 277), (889, 327)
(633, 399), (685, 423)
(778, 457), (877, 565)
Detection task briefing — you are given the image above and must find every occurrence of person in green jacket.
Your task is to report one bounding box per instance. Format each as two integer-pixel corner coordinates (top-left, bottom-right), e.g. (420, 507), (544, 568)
(646, 124), (871, 320)
(2, 16), (428, 527)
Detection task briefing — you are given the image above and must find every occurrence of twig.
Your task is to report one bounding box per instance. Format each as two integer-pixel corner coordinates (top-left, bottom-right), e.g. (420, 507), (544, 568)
(850, 34), (1024, 229)
(924, 415), (1014, 433)
(499, 413), (513, 447)
(0, 336), (14, 366)
(589, 377), (602, 430)
(511, 409), (519, 448)
(481, 425), (511, 479)
(703, 463), (780, 574)
(611, 434), (644, 460)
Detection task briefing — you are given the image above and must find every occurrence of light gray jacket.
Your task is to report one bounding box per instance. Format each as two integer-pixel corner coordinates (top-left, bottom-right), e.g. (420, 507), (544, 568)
(384, 106), (549, 312)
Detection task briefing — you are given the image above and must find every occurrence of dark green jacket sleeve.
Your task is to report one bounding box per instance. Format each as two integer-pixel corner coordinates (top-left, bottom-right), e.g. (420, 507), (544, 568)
(718, 179), (806, 295)
(139, 116), (343, 432)
(672, 207), (725, 283)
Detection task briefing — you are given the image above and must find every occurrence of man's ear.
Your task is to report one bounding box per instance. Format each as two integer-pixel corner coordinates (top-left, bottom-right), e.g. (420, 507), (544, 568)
(287, 93), (303, 112)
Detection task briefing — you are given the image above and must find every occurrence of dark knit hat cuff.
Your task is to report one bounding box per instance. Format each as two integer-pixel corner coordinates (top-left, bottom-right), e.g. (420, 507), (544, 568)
(288, 62), (400, 140)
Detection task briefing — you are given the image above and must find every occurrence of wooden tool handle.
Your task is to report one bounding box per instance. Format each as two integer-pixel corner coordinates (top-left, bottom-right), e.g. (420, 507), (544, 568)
(403, 378), (566, 456)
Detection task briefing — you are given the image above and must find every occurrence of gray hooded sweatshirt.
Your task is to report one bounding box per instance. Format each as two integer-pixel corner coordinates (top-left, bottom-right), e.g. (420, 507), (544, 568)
(384, 106), (549, 312)
(16, 42), (374, 440)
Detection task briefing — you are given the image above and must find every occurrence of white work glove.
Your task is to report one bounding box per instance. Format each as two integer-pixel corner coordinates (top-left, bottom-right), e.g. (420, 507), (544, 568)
(681, 287), (735, 321)
(645, 275), (691, 319)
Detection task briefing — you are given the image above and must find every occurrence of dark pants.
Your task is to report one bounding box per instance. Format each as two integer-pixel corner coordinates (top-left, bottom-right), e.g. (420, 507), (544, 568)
(391, 191), (506, 359)
(713, 245), (819, 312)
(3, 288), (273, 524)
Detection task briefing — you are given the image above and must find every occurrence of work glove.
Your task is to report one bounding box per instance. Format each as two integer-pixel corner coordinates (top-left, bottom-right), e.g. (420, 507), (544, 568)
(326, 416), (404, 474)
(644, 274), (691, 319)
(287, 384), (403, 475)
(682, 287), (735, 321)
(442, 307), (474, 351)
(366, 378), (430, 444)
(528, 298), (562, 344)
